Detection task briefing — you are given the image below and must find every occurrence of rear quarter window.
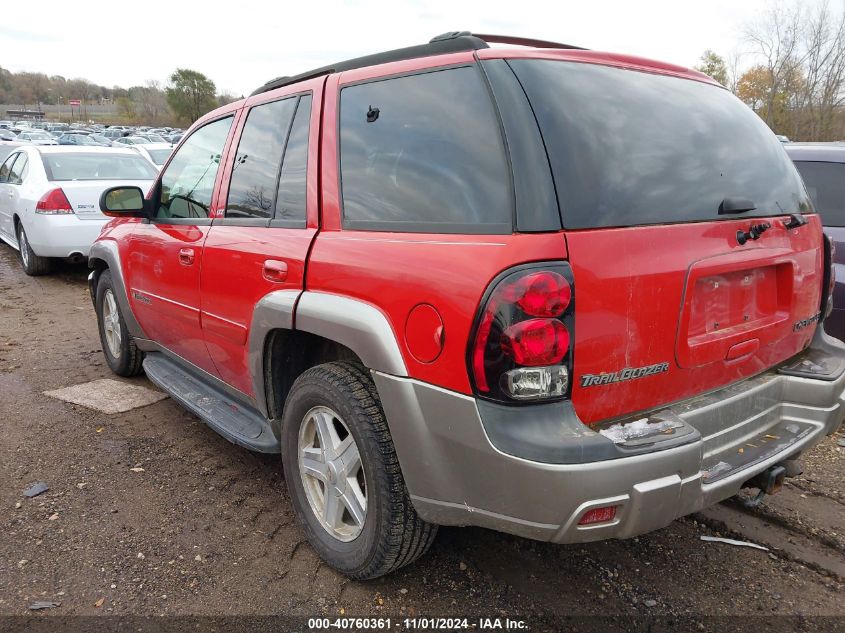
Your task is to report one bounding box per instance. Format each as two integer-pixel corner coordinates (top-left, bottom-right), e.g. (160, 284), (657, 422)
(339, 66), (512, 234)
(509, 59), (811, 229)
(792, 161), (845, 227)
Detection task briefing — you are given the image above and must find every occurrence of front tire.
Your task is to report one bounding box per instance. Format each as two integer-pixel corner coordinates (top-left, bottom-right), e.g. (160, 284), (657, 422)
(96, 269), (144, 377)
(16, 223), (52, 276)
(281, 362), (437, 579)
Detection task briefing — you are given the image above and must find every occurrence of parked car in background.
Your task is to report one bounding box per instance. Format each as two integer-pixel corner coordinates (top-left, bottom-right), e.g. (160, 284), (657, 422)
(90, 32), (844, 579)
(114, 136), (153, 146)
(0, 142), (23, 163)
(0, 130), (17, 141)
(101, 129), (127, 140)
(166, 133), (184, 145)
(0, 146), (157, 275)
(89, 133), (116, 147)
(786, 143), (845, 341)
(17, 131), (58, 146)
(58, 133), (101, 146)
(133, 133), (169, 144)
(132, 143), (172, 170)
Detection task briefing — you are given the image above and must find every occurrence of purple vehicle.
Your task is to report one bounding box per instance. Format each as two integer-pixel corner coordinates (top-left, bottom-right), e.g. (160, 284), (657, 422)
(786, 143), (845, 341)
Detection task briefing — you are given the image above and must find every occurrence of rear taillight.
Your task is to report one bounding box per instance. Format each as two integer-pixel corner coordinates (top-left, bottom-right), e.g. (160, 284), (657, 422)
(35, 188), (74, 215)
(469, 263), (574, 403)
(821, 233), (835, 319)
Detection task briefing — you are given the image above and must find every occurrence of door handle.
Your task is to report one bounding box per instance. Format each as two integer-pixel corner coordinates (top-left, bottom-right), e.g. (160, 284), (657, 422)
(178, 248), (195, 266)
(263, 259), (288, 282)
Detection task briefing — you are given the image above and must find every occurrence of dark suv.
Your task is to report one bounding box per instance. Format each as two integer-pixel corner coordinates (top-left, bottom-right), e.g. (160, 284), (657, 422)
(90, 33), (845, 579)
(786, 143), (845, 341)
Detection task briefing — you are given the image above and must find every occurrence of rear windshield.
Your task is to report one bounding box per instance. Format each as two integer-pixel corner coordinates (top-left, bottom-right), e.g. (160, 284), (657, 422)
(146, 149), (171, 166)
(509, 60), (811, 228)
(792, 161), (845, 227)
(42, 153), (158, 181)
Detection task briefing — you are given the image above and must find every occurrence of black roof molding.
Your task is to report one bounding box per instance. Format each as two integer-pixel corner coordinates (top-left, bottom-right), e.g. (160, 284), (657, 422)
(471, 33), (586, 50)
(250, 32), (585, 96)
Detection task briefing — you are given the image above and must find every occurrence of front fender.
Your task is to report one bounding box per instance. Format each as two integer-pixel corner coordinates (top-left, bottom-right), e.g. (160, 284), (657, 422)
(88, 240), (145, 339)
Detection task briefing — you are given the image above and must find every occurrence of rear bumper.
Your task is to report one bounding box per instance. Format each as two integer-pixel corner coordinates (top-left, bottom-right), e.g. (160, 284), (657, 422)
(26, 214), (107, 258)
(375, 329), (845, 544)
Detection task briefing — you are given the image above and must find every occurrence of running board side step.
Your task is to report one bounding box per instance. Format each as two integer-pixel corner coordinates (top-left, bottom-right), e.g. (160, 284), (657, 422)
(143, 353), (279, 453)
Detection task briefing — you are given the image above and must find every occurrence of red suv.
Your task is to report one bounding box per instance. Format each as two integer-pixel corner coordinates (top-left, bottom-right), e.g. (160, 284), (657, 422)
(90, 32), (845, 579)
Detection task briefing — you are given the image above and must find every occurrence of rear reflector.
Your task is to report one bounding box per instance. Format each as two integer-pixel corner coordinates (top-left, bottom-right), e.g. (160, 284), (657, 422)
(578, 505), (617, 525)
(35, 188), (74, 214)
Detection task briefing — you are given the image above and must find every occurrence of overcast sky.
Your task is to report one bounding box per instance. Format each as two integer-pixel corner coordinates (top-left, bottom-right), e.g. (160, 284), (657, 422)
(4, 0), (774, 97)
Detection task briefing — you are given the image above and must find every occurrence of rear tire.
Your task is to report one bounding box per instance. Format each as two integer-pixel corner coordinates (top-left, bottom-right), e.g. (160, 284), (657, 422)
(96, 269), (144, 377)
(16, 223), (52, 276)
(281, 361), (437, 579)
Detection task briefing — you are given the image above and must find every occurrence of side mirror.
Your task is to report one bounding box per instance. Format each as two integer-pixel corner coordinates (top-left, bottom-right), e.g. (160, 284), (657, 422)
(100, 186), (148, 217)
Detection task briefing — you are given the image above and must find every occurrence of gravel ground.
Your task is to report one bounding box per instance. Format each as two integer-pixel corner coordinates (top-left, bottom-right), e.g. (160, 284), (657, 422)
(0, 244), (843, 632)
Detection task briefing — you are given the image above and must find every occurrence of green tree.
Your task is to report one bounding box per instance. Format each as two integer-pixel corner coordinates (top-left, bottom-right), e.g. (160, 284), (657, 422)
(694, 49), (730, 86)
(166, 68), (217, 124)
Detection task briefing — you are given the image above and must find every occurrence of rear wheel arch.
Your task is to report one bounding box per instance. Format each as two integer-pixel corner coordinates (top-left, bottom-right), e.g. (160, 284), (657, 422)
(251, 291), (408, 422)
(264, 328), (363, 423)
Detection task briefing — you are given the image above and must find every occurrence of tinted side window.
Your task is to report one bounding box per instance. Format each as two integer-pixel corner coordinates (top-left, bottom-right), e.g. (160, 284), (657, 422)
(793, 161), (845, 227)
(226, 97), (297, 219)
(339, 66), (512, 233)
(274, 95), (312, 223)
(157, 116), (232, 220)
(9, 153), (28, 184)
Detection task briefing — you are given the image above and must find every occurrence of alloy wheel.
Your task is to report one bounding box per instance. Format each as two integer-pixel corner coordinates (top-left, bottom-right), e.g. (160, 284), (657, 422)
(297, 406), (367, 542)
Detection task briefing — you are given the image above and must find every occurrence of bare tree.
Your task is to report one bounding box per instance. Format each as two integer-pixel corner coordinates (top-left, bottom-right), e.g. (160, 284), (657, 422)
(743, 0), (807, 127)
(799, 1), (845, 139)
(131, 80), (169, 124)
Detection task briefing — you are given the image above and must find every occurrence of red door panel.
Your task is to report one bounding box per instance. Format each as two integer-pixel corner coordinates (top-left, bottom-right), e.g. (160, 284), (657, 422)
(126, 222), (217, 374)
(200, 226), (315, 395)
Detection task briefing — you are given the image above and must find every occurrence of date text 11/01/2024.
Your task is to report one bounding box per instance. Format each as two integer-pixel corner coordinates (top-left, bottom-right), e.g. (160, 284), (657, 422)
(308, 617), (528, 630)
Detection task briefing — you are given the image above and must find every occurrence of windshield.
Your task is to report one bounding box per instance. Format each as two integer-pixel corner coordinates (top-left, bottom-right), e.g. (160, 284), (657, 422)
(41, 153), (158, 181)
(509, 59), (811, 228)
(27, 132), (52, 140)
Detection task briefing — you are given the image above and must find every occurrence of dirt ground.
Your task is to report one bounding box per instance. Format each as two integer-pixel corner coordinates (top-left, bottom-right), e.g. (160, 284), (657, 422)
(1, 244), (844, 632)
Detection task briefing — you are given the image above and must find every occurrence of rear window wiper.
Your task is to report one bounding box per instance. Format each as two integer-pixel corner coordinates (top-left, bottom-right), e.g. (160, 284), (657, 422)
(718, 197), (756, 214)
(784, 213), (808, 230)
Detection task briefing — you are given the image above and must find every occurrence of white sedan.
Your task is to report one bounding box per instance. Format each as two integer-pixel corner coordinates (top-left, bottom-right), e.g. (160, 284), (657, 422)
(17, 130), (58, 146)
(0, 146), (156, 275)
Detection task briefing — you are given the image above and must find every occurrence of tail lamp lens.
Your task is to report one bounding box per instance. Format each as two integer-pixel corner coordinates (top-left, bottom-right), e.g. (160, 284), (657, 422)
(35, 188), (74, 214)
(515, 271), (571, 317)
(470, 264), (574, 403)
(823, 234), (835, 318)
(501, 319), (569, 366)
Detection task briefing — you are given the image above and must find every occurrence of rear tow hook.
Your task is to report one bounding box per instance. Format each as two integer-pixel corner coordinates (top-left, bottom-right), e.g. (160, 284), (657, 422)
(740, 464), (787, 508)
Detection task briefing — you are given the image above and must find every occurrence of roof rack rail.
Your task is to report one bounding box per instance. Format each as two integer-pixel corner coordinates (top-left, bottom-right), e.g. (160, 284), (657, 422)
(251, 31), (585, 96)
(470, 33), (586, 50)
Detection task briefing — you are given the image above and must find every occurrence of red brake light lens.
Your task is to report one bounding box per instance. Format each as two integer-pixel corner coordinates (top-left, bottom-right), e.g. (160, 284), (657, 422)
(515, 271), (571, 317)
(35, 188), (74, 214)
(501, 319), (569, 366)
